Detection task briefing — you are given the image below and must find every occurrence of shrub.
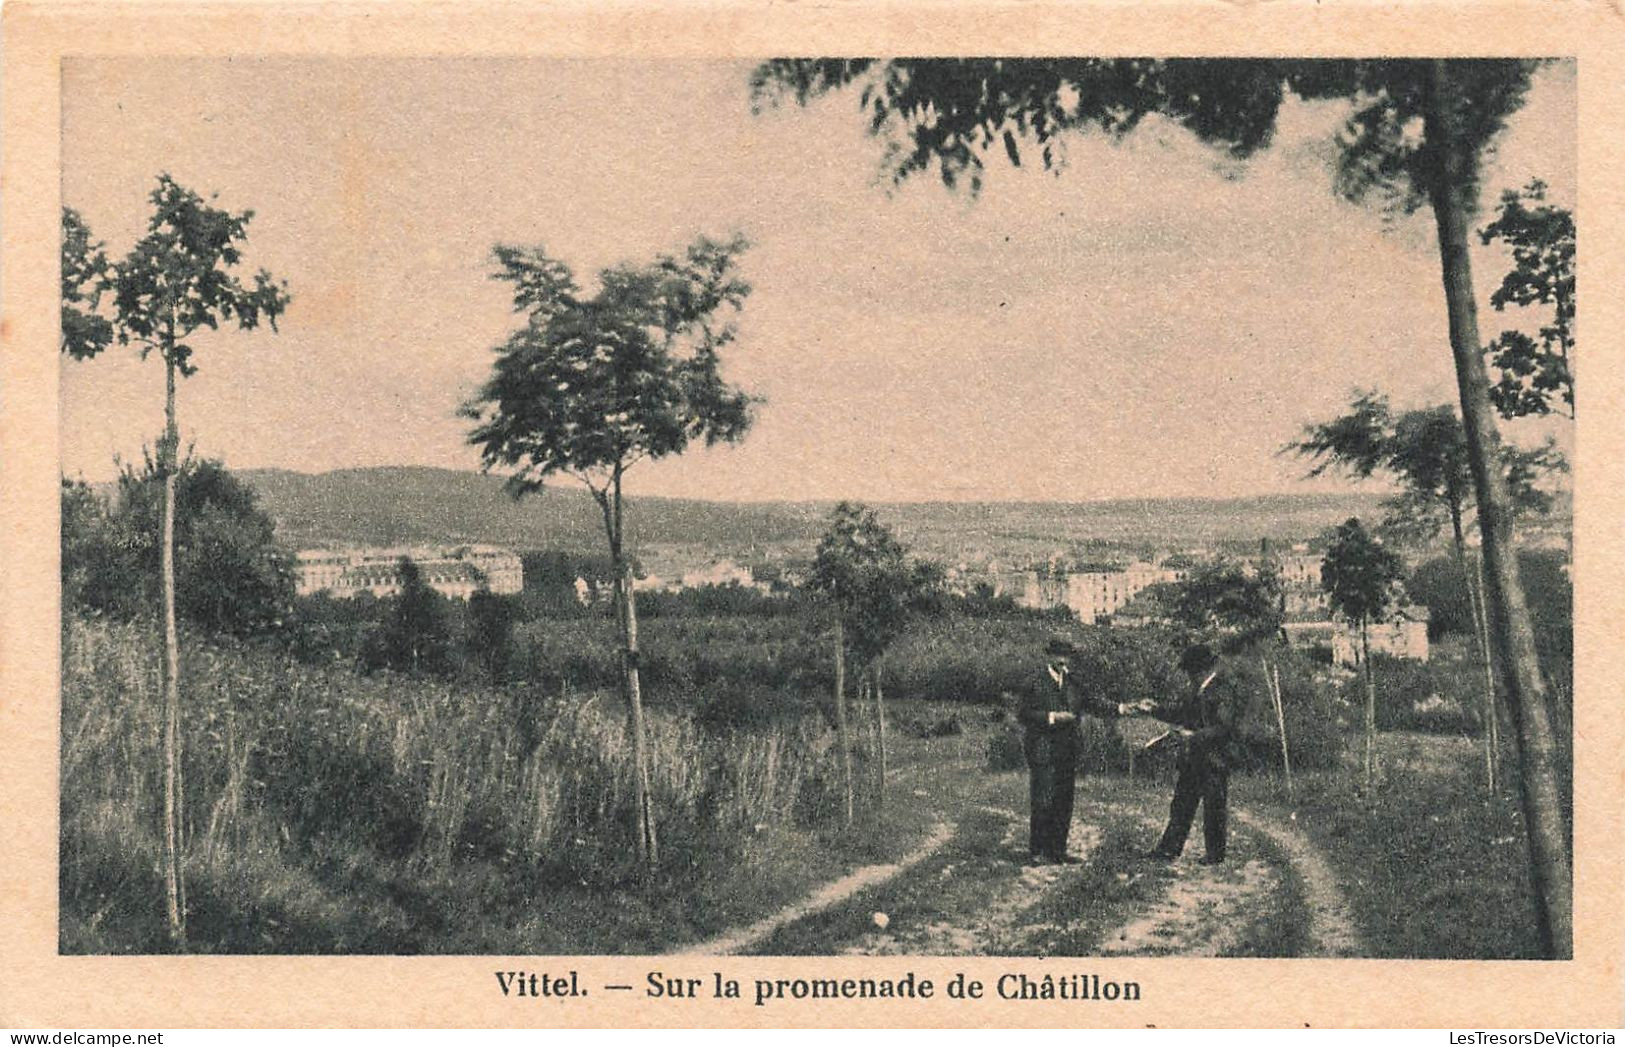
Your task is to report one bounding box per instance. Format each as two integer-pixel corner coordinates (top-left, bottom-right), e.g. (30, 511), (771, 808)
(985, 723), (1025, 772)
(59, 616), (872, 952)
(1224, 644), (1346, 773)
(61, 459), (295, 637)
(880, 617), (1055, 703)
(1338, 653), (1485, 735)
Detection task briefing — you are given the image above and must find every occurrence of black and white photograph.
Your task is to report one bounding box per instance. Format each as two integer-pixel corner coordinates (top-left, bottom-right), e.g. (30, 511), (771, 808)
(49, 53), (1582, 963)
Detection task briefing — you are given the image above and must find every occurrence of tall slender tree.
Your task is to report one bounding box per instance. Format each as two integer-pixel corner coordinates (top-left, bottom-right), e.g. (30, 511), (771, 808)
(809, 502), (942, 821)
(1292, 391), (1564, 793)
(1322, 518), (1403, 792)
(377, 558), (451, 677)
(60, 176), (289, 948)
(751, 56), (1572, 957)
(464, 234), (757, 868)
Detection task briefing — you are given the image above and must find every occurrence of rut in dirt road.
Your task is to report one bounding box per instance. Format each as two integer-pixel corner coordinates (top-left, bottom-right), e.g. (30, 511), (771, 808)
(1092, 806), (1363, 957)
(674, 821), (955, 956)
(836, 806), (1104, 956)
(1234, 809), (1363, 957)
(674, 775), (1365, 958)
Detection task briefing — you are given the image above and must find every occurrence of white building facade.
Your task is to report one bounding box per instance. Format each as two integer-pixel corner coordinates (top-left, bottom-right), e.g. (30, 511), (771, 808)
(294, 545), (523, 600)
(1011, 560), (1189, 624)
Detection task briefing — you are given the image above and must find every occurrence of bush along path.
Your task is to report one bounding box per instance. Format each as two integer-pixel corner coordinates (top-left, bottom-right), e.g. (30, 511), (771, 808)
(677, 758), (1362, 958)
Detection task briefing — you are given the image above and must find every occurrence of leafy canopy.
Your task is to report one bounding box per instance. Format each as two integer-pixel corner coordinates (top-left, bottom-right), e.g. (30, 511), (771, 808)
(1290, 391), (1563, 545)
(810, 501), (943, 665)
(1480, 180), (1575, 419)
(61, 208), (115, 361)
(751, 59), (1540, 205)
(1167, 558), (1284, 646)
(465, 235), (759, 501)
(1321, 517), (1404, 626)
(373, 558), (453, 677)
(102, 174), (290, 375)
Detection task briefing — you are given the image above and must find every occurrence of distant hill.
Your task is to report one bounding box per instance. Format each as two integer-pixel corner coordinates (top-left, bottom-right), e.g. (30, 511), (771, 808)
(239, 466), (825, 553)
(237, 466), (1390, 562)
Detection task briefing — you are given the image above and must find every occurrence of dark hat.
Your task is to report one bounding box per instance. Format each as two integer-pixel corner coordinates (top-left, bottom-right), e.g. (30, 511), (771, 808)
(1045, 636), (1078, 658)
(1179, 643), (1218, 675)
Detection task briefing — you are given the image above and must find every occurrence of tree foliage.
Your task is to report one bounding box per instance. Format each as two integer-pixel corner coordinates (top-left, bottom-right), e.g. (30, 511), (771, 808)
(466, 587), (518, 684)
(1409, 549), (1571, 659)
(809, 502), (943, 667)
(61, 456), (294, 637)
(1321, 518), (1404, 628)
(100, 175), (290, 376)
(61, 208), (115, 361)
(373, 559), (453, 677)
(1406, 557), (1478, 638)
(1166, 558), (1283, 647)
(751, 59), (1538, 203)
(465, 235), (758, 502)
(1479, 180), (1575, 419)
(1291, 391), (1563, 546)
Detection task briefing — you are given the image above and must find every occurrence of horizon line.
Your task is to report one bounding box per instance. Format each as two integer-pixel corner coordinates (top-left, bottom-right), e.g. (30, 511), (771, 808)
(185, 461), (1391, 509)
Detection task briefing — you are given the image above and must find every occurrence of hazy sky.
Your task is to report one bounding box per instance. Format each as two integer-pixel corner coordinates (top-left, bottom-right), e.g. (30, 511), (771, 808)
(60, 58), (1575, 502)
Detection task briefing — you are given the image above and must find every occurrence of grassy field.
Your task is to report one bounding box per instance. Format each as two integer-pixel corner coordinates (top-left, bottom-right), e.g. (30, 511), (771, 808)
(1234, 731), (1546, 959)
(59, 616), (935, 954)
(61, 612), (1554, 957)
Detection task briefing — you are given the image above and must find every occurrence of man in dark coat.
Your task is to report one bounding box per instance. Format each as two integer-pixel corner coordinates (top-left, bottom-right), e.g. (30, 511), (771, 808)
(1141, 643), (1249, 865)
(1013, 636), (1141, 865)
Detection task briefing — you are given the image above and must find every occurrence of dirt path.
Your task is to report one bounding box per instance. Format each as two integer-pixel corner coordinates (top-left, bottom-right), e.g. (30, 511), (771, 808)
(1096, 854), (1283, 956)
(835, 806), (1104, 956)
(1234, 808), (1364, 957)
(679, 763), (1364, 958)
(675, 821), (955, 956)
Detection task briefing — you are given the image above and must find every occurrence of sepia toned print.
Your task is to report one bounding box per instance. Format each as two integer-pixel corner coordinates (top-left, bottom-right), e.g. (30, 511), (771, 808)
(5, 3), (1623, 1030)
(53, 53), (1577, 960)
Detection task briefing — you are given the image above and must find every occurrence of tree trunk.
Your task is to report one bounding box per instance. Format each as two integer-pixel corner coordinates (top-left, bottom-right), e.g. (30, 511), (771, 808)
(1264, 657), (1292, 798)
(602, 478), (656, 870)
(1472, 557), (1503, 780)
(832, 613), (853, 826)
(1450, 511), (1499, 796)
(619, 562), (656, 867)
(1423, 59), (1572, 959)
(873, 660), (889, 815)
(160, 357), (185, 948)
(1467, 556), (1501, 792)
(856, 673), (873, 822)
(1361, 620), (1375, 794)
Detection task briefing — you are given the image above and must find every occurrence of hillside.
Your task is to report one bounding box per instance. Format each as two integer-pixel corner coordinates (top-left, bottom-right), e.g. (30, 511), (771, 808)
(238, 466), (1389, 561)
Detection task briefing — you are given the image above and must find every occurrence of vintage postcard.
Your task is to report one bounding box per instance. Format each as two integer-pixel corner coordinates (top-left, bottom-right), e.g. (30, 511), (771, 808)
(3, 0), (1622, 1031)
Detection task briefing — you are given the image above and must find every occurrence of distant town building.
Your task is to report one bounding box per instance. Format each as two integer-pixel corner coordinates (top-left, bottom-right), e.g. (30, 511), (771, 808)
(1068, 562), (1189, 623)
(680, 559), (756, 590)
(1282, 607), (1431, 666)
(294, 545), (522, 600)
(1009, 559), (1189, 624)
(1274, 552), (1324, 591)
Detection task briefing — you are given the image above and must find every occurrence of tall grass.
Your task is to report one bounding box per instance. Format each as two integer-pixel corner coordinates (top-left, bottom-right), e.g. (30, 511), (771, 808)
(60, 616), (857, 953)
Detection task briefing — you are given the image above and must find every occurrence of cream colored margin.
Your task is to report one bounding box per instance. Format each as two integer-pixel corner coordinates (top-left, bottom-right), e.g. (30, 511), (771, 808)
(3, 1), (1622, 1030)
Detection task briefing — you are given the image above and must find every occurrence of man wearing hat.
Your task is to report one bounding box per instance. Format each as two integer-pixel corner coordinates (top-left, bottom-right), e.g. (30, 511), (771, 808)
(1140, 643), (1249, 865)
(1014, 636), (1143, 865)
